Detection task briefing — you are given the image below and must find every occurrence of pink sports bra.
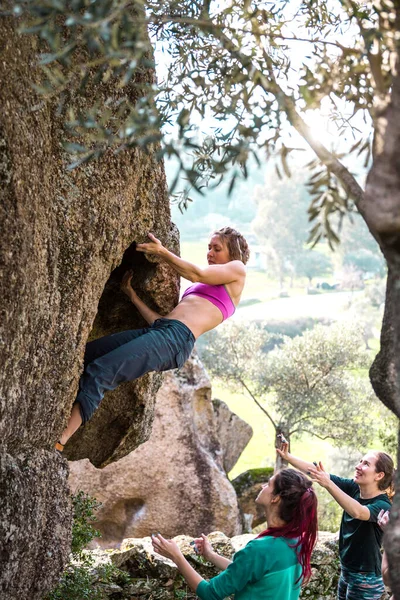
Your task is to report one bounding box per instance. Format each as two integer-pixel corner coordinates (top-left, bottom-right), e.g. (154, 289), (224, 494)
(181, 282), (236, 321)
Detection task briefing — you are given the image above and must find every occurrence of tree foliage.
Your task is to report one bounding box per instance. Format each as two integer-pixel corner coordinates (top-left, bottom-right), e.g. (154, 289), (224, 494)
(201, 321), (381, 468)
(3, 0), (398, 243)
(46, 491), (131, 600)
(343, 248), (386, 277)
(252, 167), (311, 284)
(294, 249), (333, 284)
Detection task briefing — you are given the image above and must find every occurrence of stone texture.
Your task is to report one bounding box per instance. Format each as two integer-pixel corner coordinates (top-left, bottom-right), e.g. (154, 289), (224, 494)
(212, 398), (253, 473)
(0, 10), (176, 598)
(232, 467), (274, 529)
(69, 355), (242, 546)
(72, 531), (367, 600)
(0, 451), (72, 600)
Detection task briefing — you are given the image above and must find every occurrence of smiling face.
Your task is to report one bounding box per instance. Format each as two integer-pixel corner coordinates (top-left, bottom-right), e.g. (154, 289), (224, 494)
(354, 451), (385, 488)
(207, 235), (231, 265)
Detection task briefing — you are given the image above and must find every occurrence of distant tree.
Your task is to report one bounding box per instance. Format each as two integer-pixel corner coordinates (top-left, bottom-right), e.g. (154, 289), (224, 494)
(347, 290), (384, 349)
(294, 250), (333, 285)
(340, 214), (384, 258)
(378, 410), (400, 457)
(252, 169), (311, 287)
(364, 280), (386, 309)
(340, 265), (365, 291)
(201, 322), (379, 471)
(343, 249), (386, 278)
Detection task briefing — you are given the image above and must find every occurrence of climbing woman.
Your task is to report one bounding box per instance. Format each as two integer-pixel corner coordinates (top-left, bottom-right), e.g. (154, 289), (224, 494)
(151, 469), (318, 600)
(277, 443), (394, 600)
(56, 227), (249, 450)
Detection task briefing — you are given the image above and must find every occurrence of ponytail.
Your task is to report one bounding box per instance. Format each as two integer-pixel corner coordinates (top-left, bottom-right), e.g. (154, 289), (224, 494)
(256, 470), (318, 584)
(374, 452), (395, 502)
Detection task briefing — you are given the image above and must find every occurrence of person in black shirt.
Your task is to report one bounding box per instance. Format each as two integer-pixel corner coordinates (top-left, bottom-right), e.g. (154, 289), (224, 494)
(276, 445), (394, 600)
(378, 509), (394, 600)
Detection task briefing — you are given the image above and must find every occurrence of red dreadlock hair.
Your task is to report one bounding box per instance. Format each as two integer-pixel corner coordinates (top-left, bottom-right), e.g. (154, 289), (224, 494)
(257, 469), (318, 584)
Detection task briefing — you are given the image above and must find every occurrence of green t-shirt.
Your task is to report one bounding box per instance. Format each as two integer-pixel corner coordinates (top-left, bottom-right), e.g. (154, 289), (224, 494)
(196, 536), (302, 600)
(330, 475), (391, 575)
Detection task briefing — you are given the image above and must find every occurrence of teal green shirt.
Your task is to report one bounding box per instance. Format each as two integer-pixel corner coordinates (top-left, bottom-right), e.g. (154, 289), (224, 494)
(196, 537), (302, 600)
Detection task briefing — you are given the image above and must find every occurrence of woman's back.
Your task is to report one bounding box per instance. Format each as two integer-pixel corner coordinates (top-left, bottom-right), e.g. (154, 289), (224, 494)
(197, 536), (302, 600)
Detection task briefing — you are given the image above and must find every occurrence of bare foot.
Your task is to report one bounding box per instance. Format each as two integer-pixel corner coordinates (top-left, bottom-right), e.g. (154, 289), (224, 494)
(59, 403), (83, 446)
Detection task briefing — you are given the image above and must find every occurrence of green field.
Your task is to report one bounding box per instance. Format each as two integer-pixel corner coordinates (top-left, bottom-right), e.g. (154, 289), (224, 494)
(212, 382), (344, 480)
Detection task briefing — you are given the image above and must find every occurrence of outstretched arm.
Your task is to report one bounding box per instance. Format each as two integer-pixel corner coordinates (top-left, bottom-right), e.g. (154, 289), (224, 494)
(278, 443), (371, 520)
(121, 271), (161, 325)
(276, 442), (317, 474)
(193, 534), (232, 571)
(152, 534), (267, 600)
(378, 510), (391, 586)
(308, 463), (371, 520)
(136, 233), (245, 285)
(151, 535), (203, 592)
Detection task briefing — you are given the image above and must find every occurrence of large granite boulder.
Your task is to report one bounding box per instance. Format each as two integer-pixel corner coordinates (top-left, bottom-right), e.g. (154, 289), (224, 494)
(69, 355), (245, 546)
(0, 11), (175, 598)
(212, 398), (253, 473)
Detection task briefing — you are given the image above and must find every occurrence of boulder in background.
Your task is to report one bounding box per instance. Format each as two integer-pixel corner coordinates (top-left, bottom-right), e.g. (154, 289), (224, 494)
(69, 355), (246, 546)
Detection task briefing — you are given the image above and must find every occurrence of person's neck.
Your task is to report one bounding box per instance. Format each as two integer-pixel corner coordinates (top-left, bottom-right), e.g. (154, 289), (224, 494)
(266, 514), (287, 529)
(359, 482), (382, 499)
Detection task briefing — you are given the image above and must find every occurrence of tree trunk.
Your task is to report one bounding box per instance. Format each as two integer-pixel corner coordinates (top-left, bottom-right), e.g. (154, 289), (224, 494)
(274, 427), (289, 473)
(360, 51), (400, 599)
(0, 12), (177, 600)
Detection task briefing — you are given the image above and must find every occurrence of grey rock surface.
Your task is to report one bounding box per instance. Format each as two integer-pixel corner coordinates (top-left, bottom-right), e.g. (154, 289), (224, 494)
(212, 398), (253, 473)
(0, 451), (72, 599)
(69, 355), (243, 546)
(0, 11), (175, 598)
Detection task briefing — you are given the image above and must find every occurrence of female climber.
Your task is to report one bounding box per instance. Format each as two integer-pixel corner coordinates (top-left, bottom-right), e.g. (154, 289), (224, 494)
(56, 227), (249, 450)
(277, 443), (394, 600)
(151, 468), (318, 600)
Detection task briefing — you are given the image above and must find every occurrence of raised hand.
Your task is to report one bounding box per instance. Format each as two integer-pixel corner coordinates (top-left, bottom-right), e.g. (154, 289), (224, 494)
(151, 533), (182, 563)
(192, 534), (213, 559)
(136, 233), (164, 256)
(308, 461), (331, 489)
(378, 509), (390, 529)
(120, 270), (135, 298)
(276, 440), (289, 460)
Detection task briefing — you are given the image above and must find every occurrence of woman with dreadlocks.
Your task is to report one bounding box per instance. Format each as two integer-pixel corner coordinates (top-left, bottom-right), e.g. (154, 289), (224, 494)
(152, 469), (318, 600)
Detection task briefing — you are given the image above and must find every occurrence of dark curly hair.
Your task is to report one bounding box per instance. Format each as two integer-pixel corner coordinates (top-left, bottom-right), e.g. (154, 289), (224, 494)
(212, 227), (250, 265)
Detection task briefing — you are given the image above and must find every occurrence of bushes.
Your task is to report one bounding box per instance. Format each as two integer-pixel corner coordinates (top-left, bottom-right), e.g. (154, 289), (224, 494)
(69, 491), (102, 559)
(46, 491), (129, 600)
